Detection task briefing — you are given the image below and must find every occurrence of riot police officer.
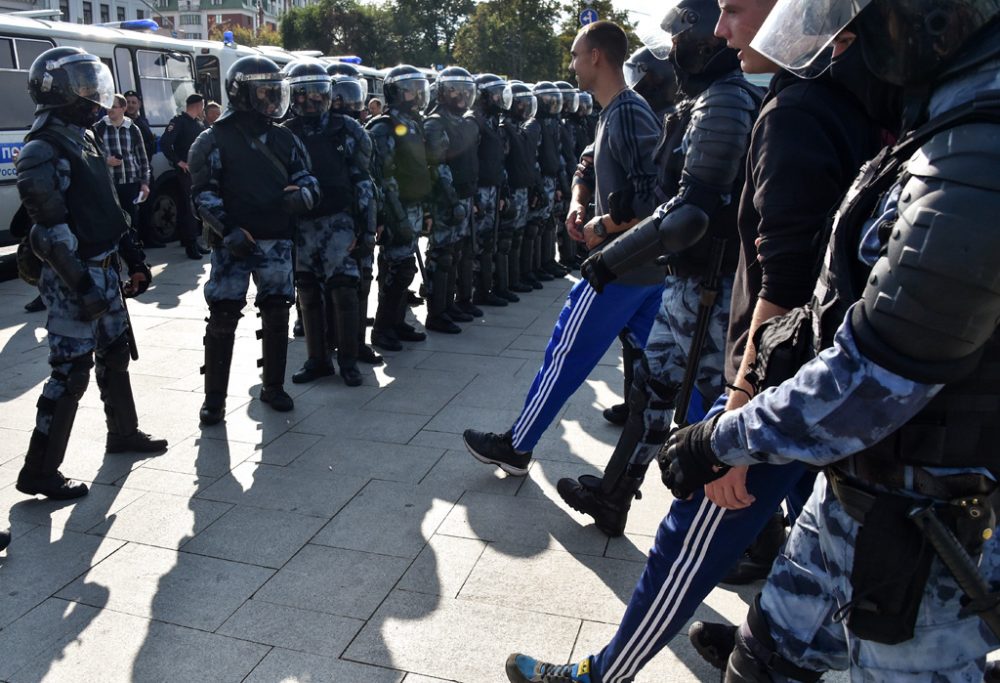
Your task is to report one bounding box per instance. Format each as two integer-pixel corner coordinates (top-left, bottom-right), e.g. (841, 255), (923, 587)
(497, 83), (539, 300)
(554, 80), (580, 272)
(326, 63), (383, 366)
(189, 55), (321, 423)
(624, 46), (680, 119)
(366, 65), (432, 351)
(560, 0), (761, 536)
(523, 81), (565, 287)
(282, 60), (367, 387)
(422, 66), (480, 333)
(470, 73), (512, 308)
(572, 92), (595, 159)
(14, 46), (166, 500)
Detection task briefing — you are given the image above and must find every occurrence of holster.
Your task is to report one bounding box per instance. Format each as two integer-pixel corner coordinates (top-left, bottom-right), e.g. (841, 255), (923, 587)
(744, 306), (817, 394)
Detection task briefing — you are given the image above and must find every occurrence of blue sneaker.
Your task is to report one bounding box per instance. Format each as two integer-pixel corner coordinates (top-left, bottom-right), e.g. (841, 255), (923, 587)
(505, 653), (593, 683)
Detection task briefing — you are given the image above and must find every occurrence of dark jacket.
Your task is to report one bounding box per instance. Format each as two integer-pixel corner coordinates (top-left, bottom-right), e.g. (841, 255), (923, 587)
(160, 111), (204, 169)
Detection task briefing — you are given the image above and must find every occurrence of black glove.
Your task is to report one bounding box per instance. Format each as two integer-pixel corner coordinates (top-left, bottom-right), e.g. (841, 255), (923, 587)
(223, 229), (255, 261)
(283, 186), (316, 215)
(352, 232), (376, 258)
(76, 274), (109, 321)
(125, 260), (153, 297)
(656, 414), (728, 499)
(580, 251), (618, 294)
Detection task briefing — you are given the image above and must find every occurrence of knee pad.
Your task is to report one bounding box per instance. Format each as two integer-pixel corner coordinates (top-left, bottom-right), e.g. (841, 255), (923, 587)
(64, 355), (94, 401)
(258, 296), (291, 331)
(97, 333), (131, 373)
(396, 257), (418, 282)
(327, 274), (359, 291)
(207, 299), (244, 335)
(295, 271), (321, 290)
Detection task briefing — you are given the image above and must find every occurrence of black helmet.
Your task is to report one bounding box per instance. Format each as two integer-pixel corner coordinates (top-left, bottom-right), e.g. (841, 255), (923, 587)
(752, 0), (1000, 85)
(436, 66), (476, 113)
(27, 46), (115, 124)
(226, 55), (289, 119)
(326, 61), (370, 102)
(532, 81), (563, 118)
(554, 81), (579, 116)
(330, 75), (366, 116)
(474, 73), (513, 114)
(577, 91), (594, 117)
(285, 59), (331, 118)
(639, 0), (738, 93)
(384, 65), (430, 114)
(624, 47), (678, 113)
(509, 82), (537, 121)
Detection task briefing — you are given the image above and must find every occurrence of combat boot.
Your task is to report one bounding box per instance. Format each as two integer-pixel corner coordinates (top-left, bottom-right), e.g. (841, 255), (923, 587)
(357, 276), (383, 364)
(0, 529), (9, 551)
(258, 300), (294, 412)
(97, 334), (167, 454)
(200, 303), (241, 425)
(557, 470), (643, 537)
(292, 280), (335, 384)
(689, 621), (737, 671)
(330, 285), (363, 387)
(17, 417), (88, 500)
(474, 243), (507, 306)
(722, 512), (786, 585)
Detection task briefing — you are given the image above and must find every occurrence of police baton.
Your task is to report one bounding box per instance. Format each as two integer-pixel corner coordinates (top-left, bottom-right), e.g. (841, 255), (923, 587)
(119, 284), (139, 361)
(910, 503), (1000, 640)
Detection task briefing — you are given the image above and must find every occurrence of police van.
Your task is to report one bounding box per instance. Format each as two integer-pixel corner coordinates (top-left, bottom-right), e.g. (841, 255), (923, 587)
(0, 12), (200, 260)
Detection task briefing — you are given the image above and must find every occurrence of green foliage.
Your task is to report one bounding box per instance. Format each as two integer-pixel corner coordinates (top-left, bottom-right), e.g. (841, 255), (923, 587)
(452, 0), (563, 81)
(210, 23), (282, 48)
(556, 1), (639, 81)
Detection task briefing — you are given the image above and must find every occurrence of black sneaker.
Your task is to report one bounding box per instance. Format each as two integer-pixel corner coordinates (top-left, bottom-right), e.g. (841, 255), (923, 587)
(106, 430), (168, 454)
(463, 429), (531, 476)
(689, 621), (737, 671)
(602, 403), (629, 426)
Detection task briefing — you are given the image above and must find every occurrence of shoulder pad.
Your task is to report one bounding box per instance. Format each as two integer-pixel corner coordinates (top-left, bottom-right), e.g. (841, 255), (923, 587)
(907, 122), (1000, 191)
(14, 139), (58, 172)
(187, 128), (216, 162)
(694, 81), (761, 113)
(365, 114), (391, 131)
(343, 116), (365, 138)
(424, 116), (447, 137)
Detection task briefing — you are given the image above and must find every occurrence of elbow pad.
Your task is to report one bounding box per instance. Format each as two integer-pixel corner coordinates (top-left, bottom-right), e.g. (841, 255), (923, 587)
(600, 203), (709, 276)
(15, 140), (67, 227)
(30, 224), (89, 292)
(852, 156), (1000, 384)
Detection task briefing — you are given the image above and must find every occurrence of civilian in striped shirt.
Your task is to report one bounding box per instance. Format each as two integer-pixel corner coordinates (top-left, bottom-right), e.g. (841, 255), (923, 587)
(94, 94), (150, 234)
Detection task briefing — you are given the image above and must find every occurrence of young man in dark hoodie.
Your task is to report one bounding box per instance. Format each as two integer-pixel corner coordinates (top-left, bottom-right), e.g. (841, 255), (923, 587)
(504, 0), (897, 679)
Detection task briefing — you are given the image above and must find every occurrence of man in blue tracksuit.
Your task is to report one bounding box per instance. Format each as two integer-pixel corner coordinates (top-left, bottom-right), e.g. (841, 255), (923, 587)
(463, 20), (663, 477)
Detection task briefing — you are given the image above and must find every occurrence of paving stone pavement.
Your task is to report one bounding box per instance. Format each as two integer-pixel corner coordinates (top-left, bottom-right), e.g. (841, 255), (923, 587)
(0, 248), (825, 683)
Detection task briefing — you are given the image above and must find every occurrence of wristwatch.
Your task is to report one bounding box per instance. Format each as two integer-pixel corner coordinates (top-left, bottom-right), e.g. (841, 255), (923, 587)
(592, 216), (609, 239)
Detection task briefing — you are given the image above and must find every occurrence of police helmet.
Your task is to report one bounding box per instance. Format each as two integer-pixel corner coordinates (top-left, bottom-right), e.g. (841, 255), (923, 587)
(509, 82), (537, 121)
(383, 65), (430, 113)
(554, 81), (580, 116)
(474, 73), (513, 114)
(226, 55), (289, 119)
(532, 81), (563, 117)
(27, 46), (115, 124)
(326, 61), (369, 102)
(624, 47), (678, 112)
(643, 0), (737, 82)
(436, 66), (476, 113)
(330, 74), (366, 116)
(577, 91), (594, 117)
(285, 59), (332, 118)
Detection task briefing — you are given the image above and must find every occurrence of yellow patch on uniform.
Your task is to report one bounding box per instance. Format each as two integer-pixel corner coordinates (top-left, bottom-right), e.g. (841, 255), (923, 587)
(984, 528), (993, 541)
(577, 658), (590, 674)
(394, 123), (408, 137)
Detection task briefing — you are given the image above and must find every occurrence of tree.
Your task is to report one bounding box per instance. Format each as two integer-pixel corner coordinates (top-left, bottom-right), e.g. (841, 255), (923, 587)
(392, 0), (474, 67)
(210, 23), (282, 48)
(280, 0), (400, 65)
(452, 0), (563, 81)
(556, 1), (639, 80)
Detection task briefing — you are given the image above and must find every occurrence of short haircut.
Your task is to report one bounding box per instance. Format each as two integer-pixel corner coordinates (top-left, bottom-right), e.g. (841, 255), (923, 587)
(112, 93), (127, 108)
(186, 93), (205, 106)
(205, 100), (221, 111)
(579, 20), (628, 67)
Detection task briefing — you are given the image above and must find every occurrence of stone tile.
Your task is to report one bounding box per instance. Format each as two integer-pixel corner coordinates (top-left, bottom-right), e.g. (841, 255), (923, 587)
(90, 491), (231, 549)
(294, 407), (430, 443)
(136, 435), (259, 476)
(407, 429), (466, 451)
(416, 351), (527, 378)
(363, 381), (466, 416)
(403, 675), (454, 683)
(2, 598), (267, 683)
(294, 379), (385, 407)
(288, 437), (443, 483)
(217, 599), (363, 656)
(606, 533), (656, 563)
(438, 491), (608, 556)
(531, 420), (617, 467)
(255, 544), (409, 619)
(0, 527), (125, 628)
(197, 394), (321, 446)
(195, 462), (367, 518)
(460, 544), (642, 624)
(0, 427), (31, 466)
(419, 450), (525, 496)
(418, 324), (522, 356)
(57, 543), (273, 631)
(447, 373), (537, 411)
(117, 466), (219, 497)
(244, 648), (404, 683)
(398, 535), (487, 599)
(1, 482), (144, 532)
(53, 437), (147, 486)
(245, 430), (323, 466)
(507, 333), (552, 353)
(312, 481), (458, 559)
(345, 590), (580, 683)
(182, 505), (326, 568)
(422, 404), (524, 435)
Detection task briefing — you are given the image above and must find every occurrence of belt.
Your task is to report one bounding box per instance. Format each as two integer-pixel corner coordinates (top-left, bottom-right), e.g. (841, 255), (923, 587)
(85, 253), (119, 269)
(845, 456), (996, 499)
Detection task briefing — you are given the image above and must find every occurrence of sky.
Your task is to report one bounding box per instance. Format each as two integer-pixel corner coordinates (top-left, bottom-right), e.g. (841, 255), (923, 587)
(613, 0), (666, 21)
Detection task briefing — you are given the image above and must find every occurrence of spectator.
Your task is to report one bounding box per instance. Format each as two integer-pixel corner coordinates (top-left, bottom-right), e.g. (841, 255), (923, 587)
(367, 98), (382, 119)
(160, 93), (208, 260)
(93, 94), (151, 236)
(204, 100), (222, 125)
(123, 89), (162, 247)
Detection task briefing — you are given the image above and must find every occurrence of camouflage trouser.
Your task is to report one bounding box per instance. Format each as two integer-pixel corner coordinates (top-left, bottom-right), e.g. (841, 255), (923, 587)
(377, 203), (422, 289)
(295, 211), (360, 282)
(759, 473), (1000, 682)
(629, 274), (732, 468)
(37, 256), (128, 433)
(205, 238), (295, 305)
(500, 187), (529, 235)
(474, 186), (499, 259)
(526, 175), (556, 223)
(425, 197), (473, 297)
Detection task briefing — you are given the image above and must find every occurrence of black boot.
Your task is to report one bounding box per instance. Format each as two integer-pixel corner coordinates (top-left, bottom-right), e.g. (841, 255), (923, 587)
(292, 279), (335, 384)
(373, 276), (406, 351)
(602, 404), (629, 426)
(330, 285), (363, 387)
(0, 529), (9, 551)
(258, 299), (294, 412)
(520, 227), (542, 290)
(689, 621), (737, 672)
(200, 302), (241, 425)
(24, 295), (45, 313)
(17, 376), (89, 500)
(426, 250), (462, 333)
(509, 233), (532, 293)
(604, 332), (639, 426)
(476, 241), (508, 306)
(722, 512), (786, 585)
(455, 236), (483, 316)
(357, 274), (383, 365)
(292, 298), (304, 338)
(557, 468), (644, 537)
(445, 247), (474, 323)
(98, 334), (167, 454)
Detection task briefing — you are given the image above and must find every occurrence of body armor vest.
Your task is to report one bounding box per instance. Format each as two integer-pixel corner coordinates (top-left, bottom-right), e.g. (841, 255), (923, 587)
(383, 112), (431, 204)
(31, 125), (129, 258)
(815, 103), (1000, 473)
(212, 120), (294, 240)
(537, 118), (561, 177)
(477, 113), (505, 188)
(503, 119), (535, 189)
(285, 116), (352, 216)
(439, 110), (479, 198)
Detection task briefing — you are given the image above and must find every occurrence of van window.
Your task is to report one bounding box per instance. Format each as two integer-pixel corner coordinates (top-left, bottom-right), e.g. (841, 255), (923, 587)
(136, 49), (196, 126)
(115, 46), (136, 93)
(195, 55), (220, 103)
(0, 36), (54, 130)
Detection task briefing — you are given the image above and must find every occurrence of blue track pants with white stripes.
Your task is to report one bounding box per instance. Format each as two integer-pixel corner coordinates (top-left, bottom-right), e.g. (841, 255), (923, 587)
(590, 458), (815, 683)
(510, 280), (664, 453)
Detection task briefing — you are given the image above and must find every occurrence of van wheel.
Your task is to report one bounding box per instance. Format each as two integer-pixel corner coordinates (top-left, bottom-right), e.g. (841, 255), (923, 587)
(148, 188), (178, 243)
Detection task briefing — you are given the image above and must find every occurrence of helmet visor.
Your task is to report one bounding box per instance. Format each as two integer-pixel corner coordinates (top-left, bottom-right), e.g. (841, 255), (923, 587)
(331, 78), (365, 113)
(750, 0), (870, 78)
(577, 93), (593, 116)
(439, 79), (475, 110)
(623, 58), (648, 89)
(251, 79), (290, 119)
(637, 16), (673, 60)
(56, 53), (115, 109)
(561, 91), (579, 115)
(513, 93), (537, 119)
(289, 78), (332, 116)
(390, 74), (430, 111)
(535, 89), (562, 115)
(481, 82), (513, 111)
